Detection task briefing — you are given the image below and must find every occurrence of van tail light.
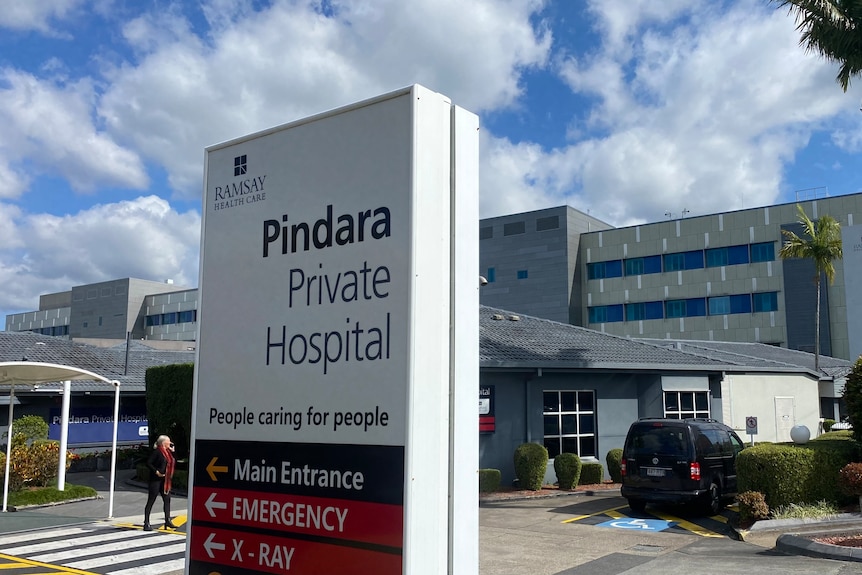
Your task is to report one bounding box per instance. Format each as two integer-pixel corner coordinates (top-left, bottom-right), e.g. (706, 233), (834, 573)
(690, 462), (701, 481)
(621, 461), (627, 477)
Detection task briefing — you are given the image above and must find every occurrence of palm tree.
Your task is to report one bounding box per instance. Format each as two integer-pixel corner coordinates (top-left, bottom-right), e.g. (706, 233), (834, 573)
(771, 0), (862, 92)
(778, 204), (843, 371)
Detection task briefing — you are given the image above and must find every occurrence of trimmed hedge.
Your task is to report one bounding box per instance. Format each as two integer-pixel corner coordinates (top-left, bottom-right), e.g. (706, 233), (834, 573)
(479, 469), (502, 493)
(513, 443), (548, 491)
(606, 448), (623, 483)
(737, 439), (862, 508)
(578, 462), (604, 485)
(146, 363), (194, 459)
(554, 453), (582, 490)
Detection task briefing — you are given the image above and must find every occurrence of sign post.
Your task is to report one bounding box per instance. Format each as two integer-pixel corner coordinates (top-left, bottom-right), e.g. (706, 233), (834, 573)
(745, 416), (758, 447)
(188, 86), (479, 575)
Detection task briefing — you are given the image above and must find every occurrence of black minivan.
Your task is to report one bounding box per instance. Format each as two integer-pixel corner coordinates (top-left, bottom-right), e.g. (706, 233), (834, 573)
(620, 418), (745, 515)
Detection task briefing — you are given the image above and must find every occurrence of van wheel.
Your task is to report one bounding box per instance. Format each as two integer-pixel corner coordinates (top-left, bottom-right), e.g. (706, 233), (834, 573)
(703, 482), (721, 516)
(628, 498), (646, 513)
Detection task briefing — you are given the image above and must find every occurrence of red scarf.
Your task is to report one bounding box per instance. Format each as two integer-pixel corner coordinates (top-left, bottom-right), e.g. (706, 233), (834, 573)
(159, 445), (175, 494)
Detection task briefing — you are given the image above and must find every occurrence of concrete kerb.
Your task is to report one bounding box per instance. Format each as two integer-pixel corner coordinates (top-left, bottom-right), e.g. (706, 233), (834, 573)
(736, 513), (862, 562)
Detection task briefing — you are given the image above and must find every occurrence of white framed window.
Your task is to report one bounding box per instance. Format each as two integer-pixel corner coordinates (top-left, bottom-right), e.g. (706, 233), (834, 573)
(664, 391), (710, 419)
(542, 390), (596, 458)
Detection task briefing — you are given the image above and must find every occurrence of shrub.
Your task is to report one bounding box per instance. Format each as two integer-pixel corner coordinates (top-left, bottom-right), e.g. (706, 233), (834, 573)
(737, 439), (861, 508)
(513, 443), (548, 491)
(736, 491), (769, 522)
(554, 453), (582, 490)
(2, 415), (49, 445)
(1, 440), (62, 490)
(843, 356), (862, 443)
(606, 448), (623, 483)
(578, 462), (604, 485)
(822, 419), (836, 434)
(479, 469), (502, 493)
(838, 462), (862, 511)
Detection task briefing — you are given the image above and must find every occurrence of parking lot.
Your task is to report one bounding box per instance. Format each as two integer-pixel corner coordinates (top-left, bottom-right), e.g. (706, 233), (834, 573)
(480, 492), (862, 575)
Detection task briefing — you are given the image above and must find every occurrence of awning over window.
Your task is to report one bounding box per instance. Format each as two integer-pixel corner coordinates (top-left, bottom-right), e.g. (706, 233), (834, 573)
(661, 375), (709, 391)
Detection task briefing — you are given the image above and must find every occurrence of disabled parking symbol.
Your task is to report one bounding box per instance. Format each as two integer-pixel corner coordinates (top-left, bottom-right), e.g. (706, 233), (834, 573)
(597, 518), (674, 531)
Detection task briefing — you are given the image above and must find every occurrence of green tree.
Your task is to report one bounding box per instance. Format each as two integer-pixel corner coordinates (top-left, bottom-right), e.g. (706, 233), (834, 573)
(778, 204), (843, 371)
(771, 0), (862, 92)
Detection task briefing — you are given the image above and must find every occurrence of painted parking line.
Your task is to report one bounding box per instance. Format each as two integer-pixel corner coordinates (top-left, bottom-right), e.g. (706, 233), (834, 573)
(562, 503), (733, 538)
(0, 553), (99, 575)
(561, 505), (629, 523)
(648, 509), (725, 538)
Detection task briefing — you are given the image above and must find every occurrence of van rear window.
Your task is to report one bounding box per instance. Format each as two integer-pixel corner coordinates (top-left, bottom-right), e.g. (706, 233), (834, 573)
(629, 427), (687, 456)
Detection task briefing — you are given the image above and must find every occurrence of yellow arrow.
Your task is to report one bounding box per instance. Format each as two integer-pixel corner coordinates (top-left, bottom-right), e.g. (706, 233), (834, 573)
(207, 457), (228, 481)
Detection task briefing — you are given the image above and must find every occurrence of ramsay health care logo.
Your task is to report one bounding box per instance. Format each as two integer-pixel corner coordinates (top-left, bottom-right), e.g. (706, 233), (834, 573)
(211, 154), (268, 212)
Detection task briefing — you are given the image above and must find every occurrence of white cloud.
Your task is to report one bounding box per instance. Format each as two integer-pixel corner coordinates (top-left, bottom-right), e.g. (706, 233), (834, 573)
(0, 196), (200, 318)
(0, 0), (86, 35)
(98, 0), (550, 199)
(483, 0), (854, 224)
(0, 69), (149, 195)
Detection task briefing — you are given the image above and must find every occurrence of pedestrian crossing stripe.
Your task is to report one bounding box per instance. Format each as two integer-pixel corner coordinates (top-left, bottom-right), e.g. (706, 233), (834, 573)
(0, 553), (99, 575)
(0, 525), (187, 575)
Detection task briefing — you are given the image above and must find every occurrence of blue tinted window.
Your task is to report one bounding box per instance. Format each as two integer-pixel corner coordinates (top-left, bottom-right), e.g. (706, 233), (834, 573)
(487, 267), (496, 283)
(179, 310), (196, 323)
(588, 260), (622, 279)
(750, 242), (775, 262)
(517, 269), (528, 279)
(626, 303), (645, 321)
(728, 245), (750, 265)
(684, 250), (704, 269)
(686, 298), (706, 317)
(664, 253), (684, 271)
(706, 248), (727, 267)
(624, 255), (662, 276)
(146, 315), (161, 327)
(625, 258), (644, 276)
(588, 305), (624, 323)
(708, 295), (751, 315)
(753, 292), (778, 312)
(665, 251), (704, 271)
(730, 294), (752, 314)
(644, 255), (662, 274)
(628, 301), (664, 320)
(666, 300), (686, 318)
(708, 296), (730, 315)
(645, 301), (664, 320)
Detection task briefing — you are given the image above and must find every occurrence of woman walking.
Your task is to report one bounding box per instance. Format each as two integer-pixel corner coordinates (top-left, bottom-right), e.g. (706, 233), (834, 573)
(144, 434), (176, 531)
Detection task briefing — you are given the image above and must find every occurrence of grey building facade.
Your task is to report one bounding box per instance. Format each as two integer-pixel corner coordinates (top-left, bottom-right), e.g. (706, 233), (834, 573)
(478, 206), (613, 324)
(5, 278), (191, 341)
(479, 194), (862, 361)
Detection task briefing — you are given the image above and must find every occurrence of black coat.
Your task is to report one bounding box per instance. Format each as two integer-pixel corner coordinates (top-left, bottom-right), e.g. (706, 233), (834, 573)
(147, 449), (171, 482)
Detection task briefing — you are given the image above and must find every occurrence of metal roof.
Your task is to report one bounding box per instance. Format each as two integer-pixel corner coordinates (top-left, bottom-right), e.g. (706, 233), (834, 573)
(480, 306), (845, 379)
(0, 332), (194, 393)
(0, 309), (849, 391)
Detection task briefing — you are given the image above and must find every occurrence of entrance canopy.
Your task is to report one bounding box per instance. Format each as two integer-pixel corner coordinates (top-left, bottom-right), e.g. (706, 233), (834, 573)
(0, 362), (121, 516)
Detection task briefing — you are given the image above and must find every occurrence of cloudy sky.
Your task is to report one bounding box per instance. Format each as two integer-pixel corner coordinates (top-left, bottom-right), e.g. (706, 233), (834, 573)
(1, 0), (861, 320)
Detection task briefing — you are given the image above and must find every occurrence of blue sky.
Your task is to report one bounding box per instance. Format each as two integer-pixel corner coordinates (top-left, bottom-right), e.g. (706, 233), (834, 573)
(1, 0), (861, 321)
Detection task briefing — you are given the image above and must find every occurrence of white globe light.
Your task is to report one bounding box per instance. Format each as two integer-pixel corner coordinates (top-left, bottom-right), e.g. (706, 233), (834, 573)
(790, 425), (810, 444)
